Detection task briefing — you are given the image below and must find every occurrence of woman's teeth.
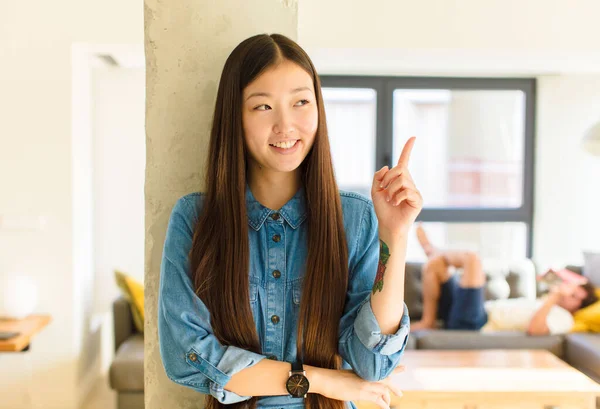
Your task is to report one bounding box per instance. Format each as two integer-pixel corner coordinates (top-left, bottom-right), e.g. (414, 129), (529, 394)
(270, 140), (298, 149)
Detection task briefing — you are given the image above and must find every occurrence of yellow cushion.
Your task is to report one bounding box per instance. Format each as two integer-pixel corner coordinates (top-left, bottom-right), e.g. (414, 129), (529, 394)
(572, 288), (600, 333)
(115, 270), (144, 333)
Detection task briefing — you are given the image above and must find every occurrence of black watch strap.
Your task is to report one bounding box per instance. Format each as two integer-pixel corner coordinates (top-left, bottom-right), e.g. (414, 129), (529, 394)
(291, 360), (303, 372)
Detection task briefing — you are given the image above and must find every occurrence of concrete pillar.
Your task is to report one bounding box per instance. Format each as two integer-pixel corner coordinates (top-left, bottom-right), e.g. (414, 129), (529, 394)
(144, 1), (298, 407)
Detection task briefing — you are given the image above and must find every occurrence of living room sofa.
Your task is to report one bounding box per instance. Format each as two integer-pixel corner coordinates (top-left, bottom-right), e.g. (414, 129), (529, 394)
(404, 262), (600, 383)
(108, 261), (600, 409)
(109, 297), (144, 409)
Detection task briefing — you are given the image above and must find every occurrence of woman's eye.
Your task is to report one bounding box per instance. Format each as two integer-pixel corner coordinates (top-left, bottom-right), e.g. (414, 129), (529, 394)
(295, 99), (309, 107)
(254, 104), (271, 111)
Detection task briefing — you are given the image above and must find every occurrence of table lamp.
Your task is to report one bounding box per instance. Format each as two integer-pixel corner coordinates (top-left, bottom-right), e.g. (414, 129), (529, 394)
(0, 275), (38, 319)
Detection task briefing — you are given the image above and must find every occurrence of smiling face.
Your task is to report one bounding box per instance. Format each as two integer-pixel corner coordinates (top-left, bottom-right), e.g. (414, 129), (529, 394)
(242, 59), (318, 178)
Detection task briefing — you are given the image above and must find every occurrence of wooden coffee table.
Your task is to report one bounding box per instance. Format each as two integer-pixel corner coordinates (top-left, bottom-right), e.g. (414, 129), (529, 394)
(357, 350), (600, 409)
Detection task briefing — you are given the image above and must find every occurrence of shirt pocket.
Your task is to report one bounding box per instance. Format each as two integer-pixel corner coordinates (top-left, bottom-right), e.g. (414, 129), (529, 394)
(292, 278), (303, 306)
(249, 276), (259, 303)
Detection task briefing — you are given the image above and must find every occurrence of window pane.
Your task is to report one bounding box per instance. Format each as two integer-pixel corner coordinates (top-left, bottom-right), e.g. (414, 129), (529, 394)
(393, 90), (525, 208)
(323, 88), (376, 197)
(406, 222), (528, 262)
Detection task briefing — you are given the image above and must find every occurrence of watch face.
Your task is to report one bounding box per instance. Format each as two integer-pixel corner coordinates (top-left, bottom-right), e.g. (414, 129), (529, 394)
(286, 373), (310, 397)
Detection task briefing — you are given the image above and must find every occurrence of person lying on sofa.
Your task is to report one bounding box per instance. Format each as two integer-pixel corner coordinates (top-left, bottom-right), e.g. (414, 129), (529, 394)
(410, 224), (600, 335)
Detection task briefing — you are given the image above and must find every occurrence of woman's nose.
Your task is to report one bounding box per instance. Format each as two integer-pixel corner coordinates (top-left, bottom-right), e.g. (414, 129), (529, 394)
(273, 111), (294, 135)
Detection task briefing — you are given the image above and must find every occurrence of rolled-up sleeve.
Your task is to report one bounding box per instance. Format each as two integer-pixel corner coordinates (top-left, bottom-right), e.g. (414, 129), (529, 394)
(338, 201), (410, 381)
(354, 298), (410, 356)
(158, 195), (266, 404)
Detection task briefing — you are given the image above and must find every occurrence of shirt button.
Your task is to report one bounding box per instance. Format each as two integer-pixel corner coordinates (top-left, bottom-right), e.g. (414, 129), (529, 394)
(271, 315), (280, 324)
(188, 353), (198, 362)
(272, 270), (281, 279)
(272, 234), (281, 242)
(271, 213), (280, 221)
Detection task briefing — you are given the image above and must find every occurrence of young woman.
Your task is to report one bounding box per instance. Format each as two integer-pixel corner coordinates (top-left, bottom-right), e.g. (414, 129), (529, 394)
(158, 33), (423, 409)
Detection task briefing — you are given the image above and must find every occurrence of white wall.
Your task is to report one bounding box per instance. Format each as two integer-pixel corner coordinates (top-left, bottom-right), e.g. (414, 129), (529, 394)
(299, 0), (600, 76)
(75, 62), (146, 390)
(0, 0), (142, 407)
(535, 75), (600, 268)
(300, 0), (600, 50)
(93, 65), (146, 305)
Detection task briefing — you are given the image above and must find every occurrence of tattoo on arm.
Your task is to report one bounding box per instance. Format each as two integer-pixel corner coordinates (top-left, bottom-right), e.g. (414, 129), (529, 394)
(372, 240), (390, 293)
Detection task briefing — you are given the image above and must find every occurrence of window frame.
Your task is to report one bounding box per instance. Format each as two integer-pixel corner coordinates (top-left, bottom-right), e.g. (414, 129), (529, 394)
(319, 76), (536, 257)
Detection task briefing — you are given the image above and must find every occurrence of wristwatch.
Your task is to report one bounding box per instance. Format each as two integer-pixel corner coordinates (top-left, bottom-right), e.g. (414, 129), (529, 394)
(286, 361), (310, 398)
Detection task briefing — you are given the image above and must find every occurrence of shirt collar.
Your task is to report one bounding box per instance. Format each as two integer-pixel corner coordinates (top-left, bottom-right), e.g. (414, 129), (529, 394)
(245, 184), (307, 231)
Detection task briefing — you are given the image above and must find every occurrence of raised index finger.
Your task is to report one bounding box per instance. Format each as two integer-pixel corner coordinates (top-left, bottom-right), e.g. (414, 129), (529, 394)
(397, 136), (416, 168)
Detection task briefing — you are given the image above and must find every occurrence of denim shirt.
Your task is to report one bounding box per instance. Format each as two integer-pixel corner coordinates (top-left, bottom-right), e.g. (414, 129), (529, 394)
(158, 186), (410, 408)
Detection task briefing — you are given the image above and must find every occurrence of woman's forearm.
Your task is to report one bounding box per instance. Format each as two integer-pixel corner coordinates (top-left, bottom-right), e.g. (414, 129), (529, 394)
(370, 231), (408, 335)
(225, 360), (327, 397)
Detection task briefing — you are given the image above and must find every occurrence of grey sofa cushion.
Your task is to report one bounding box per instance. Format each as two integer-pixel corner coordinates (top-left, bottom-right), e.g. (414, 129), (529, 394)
(583, 253), (600, 287)
(110, 334), (144, 392)
(565, 333), (600, 383)
(503, 259), (537, 299)
(114, 296), (137, 352)
(414, 330), (565, 358)
(404, 263), (424, 319)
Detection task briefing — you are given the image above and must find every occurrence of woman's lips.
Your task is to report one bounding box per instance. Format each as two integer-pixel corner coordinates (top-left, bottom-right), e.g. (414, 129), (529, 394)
(269, 140), (300, 155)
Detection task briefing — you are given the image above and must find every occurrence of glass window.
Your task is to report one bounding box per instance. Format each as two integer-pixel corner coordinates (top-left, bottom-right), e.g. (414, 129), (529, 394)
(393, 89), (525, 209)
(322, 87), (376, 197)
(405, 222), (527, 262)
(320, 76), (535, 258)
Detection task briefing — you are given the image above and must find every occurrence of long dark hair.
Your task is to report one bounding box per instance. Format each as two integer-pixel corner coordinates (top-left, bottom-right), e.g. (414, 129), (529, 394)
(189, 33), (348, 409)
